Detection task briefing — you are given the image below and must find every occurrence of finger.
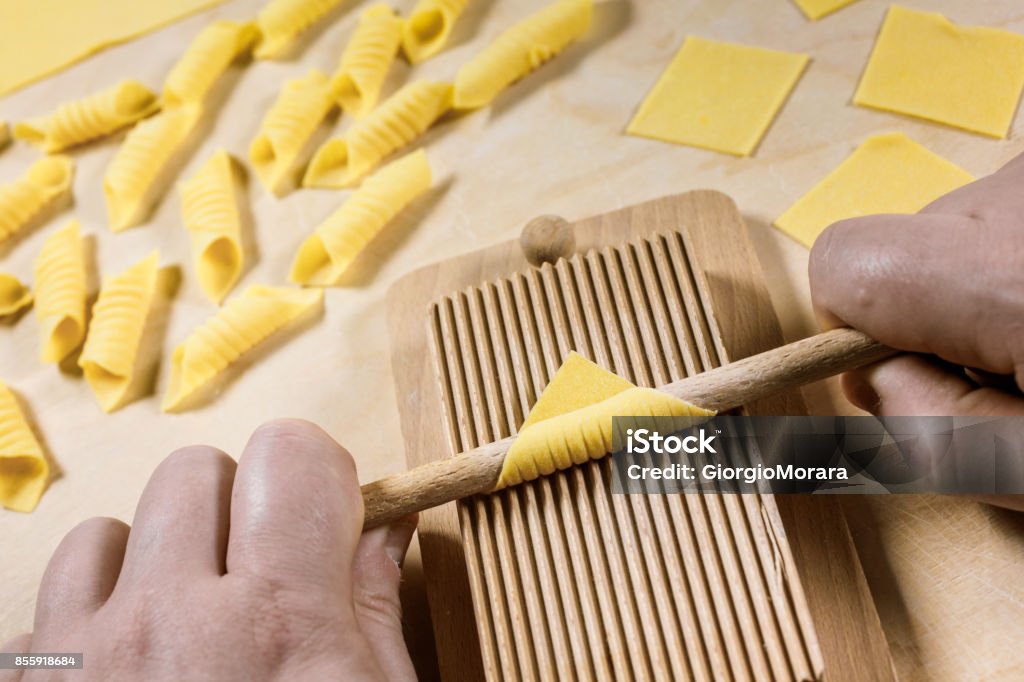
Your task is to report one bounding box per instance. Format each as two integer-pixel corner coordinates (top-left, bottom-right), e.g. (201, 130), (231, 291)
(32, 517), (129, 634)
(0, 634), (31, 682)
(809, 212), (1019, 375)
(117, 446), (235, 587)
(922, 150), (1024, 217)
(352, 515), (418, 682)
(226, 419), (363, 592)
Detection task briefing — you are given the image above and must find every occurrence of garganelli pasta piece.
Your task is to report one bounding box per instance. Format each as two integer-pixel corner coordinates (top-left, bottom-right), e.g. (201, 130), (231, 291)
(33, 220), (86, 364)
(0, 381), (49, 513)
(254, 0), (347, 59)
(249, 70), (335, 196)
(104, 105), (202, 232)
(0, 156), (75, 245)
(0, 121), (9, 149)
(163, 21), (259, 107)
(162, 285), (323, 411)
(303, 80), (450, 188)
(179, 150), (244, 304)
(14, 80), (159, 153)
(453, 0), (592, 110)
(402, 0), (471, 65)
(291, 149), (430, 286)
(330, 3), (403, 117)
(0, 273), (32, 317)
(494, 352), (713, 489)
(79, 252), (160, 412)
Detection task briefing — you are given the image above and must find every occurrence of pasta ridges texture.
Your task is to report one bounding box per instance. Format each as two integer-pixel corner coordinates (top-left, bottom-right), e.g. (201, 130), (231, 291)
(292, 150), (431, 286)
(104, 105), (201, 232)
(454, 0), (592, 110)
(331, 3), (403, 117)
(14, 80), (159, 153)
(79, 252), (160, 412)
(255, 0), (346, 59)
(180, 150), (244, 303)
(164, 21), (258, 107)
(163, 286), (323, 411)
(402, 0), (471, 64)
(0, 382), (48, 513)
(33, 220), (86, 364)
(304, 80), (450, 188)
(0, 156), (75, 244)
(0, 273), (32, 317)
(250, 71), (335, 196)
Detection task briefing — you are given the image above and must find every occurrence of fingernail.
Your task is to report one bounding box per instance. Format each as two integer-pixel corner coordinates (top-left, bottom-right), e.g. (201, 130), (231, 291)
(384, 518), (417, 568)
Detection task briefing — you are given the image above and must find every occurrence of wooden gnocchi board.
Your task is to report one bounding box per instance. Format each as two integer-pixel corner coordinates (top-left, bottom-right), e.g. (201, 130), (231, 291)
(387, 190), (895, 681)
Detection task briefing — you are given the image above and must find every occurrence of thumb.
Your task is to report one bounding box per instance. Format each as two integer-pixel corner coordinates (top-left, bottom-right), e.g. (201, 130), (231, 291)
(351, 515), (418, 682)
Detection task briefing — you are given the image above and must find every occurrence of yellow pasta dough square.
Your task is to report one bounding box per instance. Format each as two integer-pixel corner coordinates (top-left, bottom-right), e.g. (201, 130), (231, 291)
(792, 0), (859, 21)
(774, 133), (973, 248)
(854, 6), (1024, 138)
(627, 37), (809, 156)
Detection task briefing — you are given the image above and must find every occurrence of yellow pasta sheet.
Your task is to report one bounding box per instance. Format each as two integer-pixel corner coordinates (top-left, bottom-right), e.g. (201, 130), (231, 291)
(304, 80), (450, 188)
(180, 150), (245, 304)
(495, 352), (712, 490)
(0, 0), (226, 98)
(0, 382), (49, 513)
(792, 0), (859, 21)
(0, 274), (32, 317)
(628, 36), (809, 157)
(331, 3), (403, 117)
(34, 220), (87, 364)
(454, 0), (592, 110)
(774, 133), (974, 248)
(0, 156), (75, 245)
(854, 6), (1024, 138)
(402, 0), (471, 65)
(291, 150), (431, 286)
(163, 286), (323, 412)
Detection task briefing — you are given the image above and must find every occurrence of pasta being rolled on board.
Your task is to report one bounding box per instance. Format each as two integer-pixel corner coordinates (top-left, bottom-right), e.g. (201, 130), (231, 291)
(163, 20), (258, 107)
(495, 352), (713, 489)
(303, 80), (450, 188)
(402, 0), (471, 65)
(453, 0), (592, 110)
(291, 149), (431, 286)
(249, 70), (336, 196)
(0, 156), (75, 245)
(330, 3), (403, 117)
(0, 273), (32, 317)
(162, 285), (323, 412)
(104, 105), (202, 232)
(254, 0), (347, 59)
(14, 80), (159, 153)
(33, 220), (86, 364)
(179, 150), (244, 304)
(79, 252), (160, 412)
(0, 381), (49, 513)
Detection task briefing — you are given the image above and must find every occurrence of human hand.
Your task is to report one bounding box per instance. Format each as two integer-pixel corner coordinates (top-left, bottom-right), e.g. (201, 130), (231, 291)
(0, 419), (417, 681)
(809, 152), (1024, 511)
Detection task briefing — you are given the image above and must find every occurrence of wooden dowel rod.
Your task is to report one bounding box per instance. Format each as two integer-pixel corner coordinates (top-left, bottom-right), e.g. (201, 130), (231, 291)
(362, 328), (896, 529)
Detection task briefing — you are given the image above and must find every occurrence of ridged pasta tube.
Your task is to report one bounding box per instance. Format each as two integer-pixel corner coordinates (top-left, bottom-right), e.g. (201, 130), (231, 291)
(79, 252), (160, 412)
(33, 220), (86, 364)
(255, 0), (347, 59)
(291, 149), (430, 286)
(402, 0), (471, 64)
(303, 80), (450, 188)
(0, 382), (49, 513)
(454, 0), (592, 110)
(14, 80), (159, 153)
(162, 286), (323, 412)
(331, 3), (403, 117)
(249, 70), (336, 196)
(164, 21), (259, 107)
(0, 156), (75, 245)
(0, 121), (10, 150)
(0, 273), (32, 317)
(179, 150), (244, 304)
(104, 105), (202, 232)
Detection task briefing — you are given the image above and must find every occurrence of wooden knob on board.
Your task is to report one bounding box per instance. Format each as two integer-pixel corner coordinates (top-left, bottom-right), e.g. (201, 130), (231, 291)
(520, 215), (575, 266)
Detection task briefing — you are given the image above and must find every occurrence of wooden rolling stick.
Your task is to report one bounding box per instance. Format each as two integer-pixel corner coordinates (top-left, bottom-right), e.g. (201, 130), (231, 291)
(361, 217), (898, 529)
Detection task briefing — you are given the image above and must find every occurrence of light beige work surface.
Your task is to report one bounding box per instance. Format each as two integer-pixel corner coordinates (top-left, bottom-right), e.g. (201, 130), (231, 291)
(0, 1), (1021, 680)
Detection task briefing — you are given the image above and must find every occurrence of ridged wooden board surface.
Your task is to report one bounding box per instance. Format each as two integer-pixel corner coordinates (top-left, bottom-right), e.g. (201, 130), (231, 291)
(387, 190), (895, 681)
